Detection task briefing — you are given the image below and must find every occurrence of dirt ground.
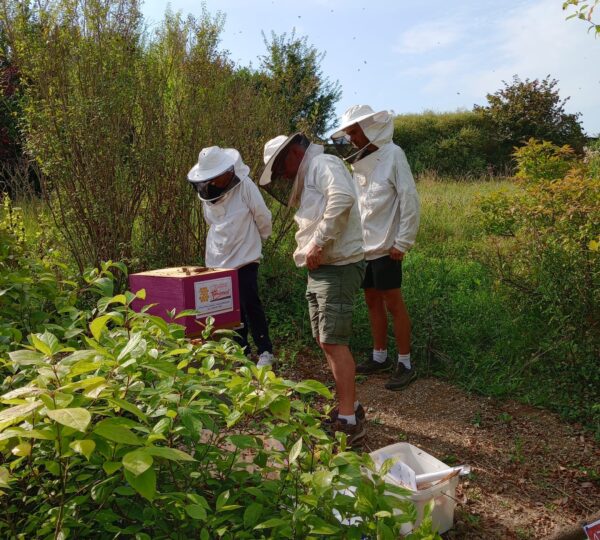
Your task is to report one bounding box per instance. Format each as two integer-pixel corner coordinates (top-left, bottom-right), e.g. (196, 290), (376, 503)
(284, 353), (600, 539)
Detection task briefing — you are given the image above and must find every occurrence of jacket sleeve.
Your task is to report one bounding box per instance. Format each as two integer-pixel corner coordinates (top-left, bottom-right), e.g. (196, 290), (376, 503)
(244, 180), (272, 241)
(392, 149), (420, 252)
(313, 160), (356, 248)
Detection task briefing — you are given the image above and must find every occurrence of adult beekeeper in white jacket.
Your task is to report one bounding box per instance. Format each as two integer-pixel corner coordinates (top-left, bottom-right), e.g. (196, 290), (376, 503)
(331, 105), (420, 391)
(259, 133), (366, 447)
(187, 146), (276, 368)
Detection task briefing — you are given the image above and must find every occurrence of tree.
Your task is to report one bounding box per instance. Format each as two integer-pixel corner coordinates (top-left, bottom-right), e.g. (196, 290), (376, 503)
(563, 0), (600, 36)
(260, 30), (341, 138)
(474, 76), (585, 168)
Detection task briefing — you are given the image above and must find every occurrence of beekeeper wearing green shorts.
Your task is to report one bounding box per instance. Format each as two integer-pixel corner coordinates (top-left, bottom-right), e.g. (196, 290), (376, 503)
(259, 133), (366, 447)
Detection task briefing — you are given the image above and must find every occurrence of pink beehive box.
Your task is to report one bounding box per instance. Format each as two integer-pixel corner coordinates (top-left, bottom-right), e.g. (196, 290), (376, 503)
(129, 266), (241, 337)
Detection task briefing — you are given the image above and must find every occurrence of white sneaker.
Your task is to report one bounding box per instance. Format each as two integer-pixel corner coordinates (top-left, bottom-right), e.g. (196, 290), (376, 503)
(257, 351), (275, 369)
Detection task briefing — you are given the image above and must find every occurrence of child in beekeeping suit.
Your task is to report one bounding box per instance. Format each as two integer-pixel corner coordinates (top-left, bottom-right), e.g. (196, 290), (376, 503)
(187, 146), (276, 368)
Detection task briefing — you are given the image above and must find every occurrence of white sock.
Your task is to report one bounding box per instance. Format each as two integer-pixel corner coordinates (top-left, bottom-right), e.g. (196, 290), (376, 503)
(353, 401), (360, 411)
(338, 413), (357, 425)
(398, 353), (411, 370)
(373, 349), (388, 363)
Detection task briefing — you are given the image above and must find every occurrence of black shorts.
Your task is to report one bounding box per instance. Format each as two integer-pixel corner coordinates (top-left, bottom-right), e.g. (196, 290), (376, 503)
(361, 255), (402, 290)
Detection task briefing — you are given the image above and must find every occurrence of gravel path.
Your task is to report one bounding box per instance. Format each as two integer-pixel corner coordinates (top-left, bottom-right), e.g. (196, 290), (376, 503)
(285, 354), (600, 539)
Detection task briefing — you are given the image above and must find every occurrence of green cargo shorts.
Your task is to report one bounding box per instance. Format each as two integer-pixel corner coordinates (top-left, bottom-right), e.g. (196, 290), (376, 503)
(305, 261), (366, 345)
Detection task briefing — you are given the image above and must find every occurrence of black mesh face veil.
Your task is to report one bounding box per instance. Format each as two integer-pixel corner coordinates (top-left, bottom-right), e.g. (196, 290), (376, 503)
(261, 133), (310, 206)
(188, 166), (240, 203)
(331, 133), (373, 164)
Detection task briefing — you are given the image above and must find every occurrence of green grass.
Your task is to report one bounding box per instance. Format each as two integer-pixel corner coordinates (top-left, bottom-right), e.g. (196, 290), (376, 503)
(14, 176), (598, 430)
(260, 175), (598, 431)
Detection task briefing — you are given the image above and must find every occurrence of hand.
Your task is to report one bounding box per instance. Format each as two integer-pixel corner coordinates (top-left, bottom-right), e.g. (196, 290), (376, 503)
(306, 243), (323, 270)
(389, 247), (405, 261)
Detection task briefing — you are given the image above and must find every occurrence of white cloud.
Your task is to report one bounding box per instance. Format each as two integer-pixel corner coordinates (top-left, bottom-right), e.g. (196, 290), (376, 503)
(394, 0), (600, 133)
(465, 0), (600, 133)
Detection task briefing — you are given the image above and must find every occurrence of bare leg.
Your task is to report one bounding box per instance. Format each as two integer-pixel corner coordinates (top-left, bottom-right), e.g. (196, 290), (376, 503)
(320, 342), (356, 416)
(382, 289), (411, 355)
(364, 288), (388, 350)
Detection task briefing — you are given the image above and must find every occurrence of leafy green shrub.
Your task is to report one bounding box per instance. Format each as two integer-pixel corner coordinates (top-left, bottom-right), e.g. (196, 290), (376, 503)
(0, 197), (77, 353)
(478, 142), (599, 427)
(474, 76), (585, 170)
(0, 259), (439, 538)
(513, 138), (576, 183)
(393, 111), (493, 176)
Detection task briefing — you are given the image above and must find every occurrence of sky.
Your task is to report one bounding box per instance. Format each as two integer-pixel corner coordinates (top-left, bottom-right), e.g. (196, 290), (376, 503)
(141, 0), (600, 136)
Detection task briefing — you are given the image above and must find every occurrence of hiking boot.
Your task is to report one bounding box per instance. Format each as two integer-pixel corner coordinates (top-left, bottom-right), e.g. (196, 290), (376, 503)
(257, 351), (276, 369)
(328, 403), (366, 423)
(356, 354), (393, 375)
(385, 363), (417, 391)
(327, 416), (366, 448)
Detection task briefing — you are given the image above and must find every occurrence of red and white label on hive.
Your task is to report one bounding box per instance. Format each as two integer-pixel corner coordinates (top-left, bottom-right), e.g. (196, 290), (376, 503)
(194, 277), (233, 318)
(584, 518), (600, 540)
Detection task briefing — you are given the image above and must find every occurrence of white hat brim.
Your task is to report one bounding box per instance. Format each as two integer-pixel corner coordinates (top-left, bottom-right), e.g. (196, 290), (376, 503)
(187, 149), (238, 183)
(259, 133), (298, 186)
(330, 110), (390, 140)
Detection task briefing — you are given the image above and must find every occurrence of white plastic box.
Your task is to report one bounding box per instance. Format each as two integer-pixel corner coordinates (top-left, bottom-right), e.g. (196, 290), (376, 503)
(370, 443), (459, 535)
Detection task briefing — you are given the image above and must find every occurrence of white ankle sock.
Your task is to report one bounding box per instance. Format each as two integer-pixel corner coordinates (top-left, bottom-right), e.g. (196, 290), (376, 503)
(373, 349), (388, 363)
(353, 401), (360, 411)
(398, 353), (411, 369)
(338, 413), (357, 425)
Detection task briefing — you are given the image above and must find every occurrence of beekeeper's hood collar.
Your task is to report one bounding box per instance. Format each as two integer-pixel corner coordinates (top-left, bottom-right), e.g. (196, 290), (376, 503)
(259, 133), (320, 207)
(187, 146), (250, 183)
(331, 104), (395, 148)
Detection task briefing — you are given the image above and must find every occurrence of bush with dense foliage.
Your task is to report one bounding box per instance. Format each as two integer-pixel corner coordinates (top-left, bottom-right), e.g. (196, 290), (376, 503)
(474, 76), (586, 169)
(2, 0), (339, 272)
(393, 111), (493, 177)
(478, 139), (599, 426)
(0, 198), (439, 539)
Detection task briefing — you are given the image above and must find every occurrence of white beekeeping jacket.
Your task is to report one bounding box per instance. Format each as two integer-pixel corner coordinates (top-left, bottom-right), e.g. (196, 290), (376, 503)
(352, 117), (420, 260)
(293, 145), (364, 268)
(202, 174), (272, 270)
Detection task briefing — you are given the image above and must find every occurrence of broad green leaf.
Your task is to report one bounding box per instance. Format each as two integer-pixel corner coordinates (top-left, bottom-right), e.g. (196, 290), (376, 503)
(164, 348), (191, 357)
(11, 442), (31, 456)
(269, 397), (291, 421)
(90, 315), (112, 341)
(0, 467), (10, 488)
(102, 461), (122, 475)
(0, 427), (54, 441)
(46, 408), (91, 432)
(308, 517), (339, 535)
(0, 401), (42, 423)
(215, 490), (230, 511)
(59, 350), (98, 365)
(146, 446), (194, 461)
(1, 386), (43, 400)
(254, 518), (288, 530)
(108, 294), (127, 305)
(123, 449), (153, 476)
(243, 503), (263, 528)
(30, 333), (53, 356)
(69, 361), (102, 377)
(294, 380), (332, 398)
(117, 332), (145, 361)
(227, 435), (258, 449)
(69, 439), (96, 460)
(8, 350), (45, 366)
(185, 504), (207, 520)
(289, 437), (302, 464)
(94, 424), (144, 446)
(125, 466), (156, 500)
(60, 376), (106, 392)
(135, 288), (146, 300)
(108, 398), (148, 423)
